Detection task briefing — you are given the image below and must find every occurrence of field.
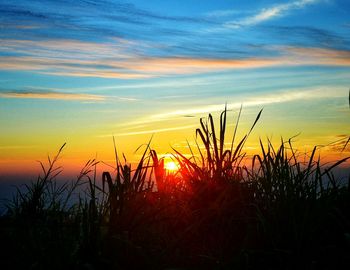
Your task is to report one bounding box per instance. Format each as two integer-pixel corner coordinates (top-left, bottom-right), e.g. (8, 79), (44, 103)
(1, 108), (350, 270)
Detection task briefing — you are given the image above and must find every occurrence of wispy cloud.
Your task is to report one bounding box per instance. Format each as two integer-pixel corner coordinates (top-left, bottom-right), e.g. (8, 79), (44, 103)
(0, 91), (106, 101)
(1, 39), (349, 78)
(0, 0), (213, 43)
(281, 46), (350, 66)
(99, 124), (197, 137)
(122, 86), (347, 126)
(262, 25), (347, 49)
(204, 9), (249, 18)
(123, 57), (280, 74)
(0, 90), (139, 102)
(225, 0), (320, 28)
(0, 38), (136, 60)
(0, 38), (154, 78)
(4, 55), (261, 79)
(0, 0), (343, 69)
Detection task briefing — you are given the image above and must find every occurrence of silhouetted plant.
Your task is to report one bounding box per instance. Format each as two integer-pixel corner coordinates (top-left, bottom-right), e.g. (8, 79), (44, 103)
(1, 107), (350, 270)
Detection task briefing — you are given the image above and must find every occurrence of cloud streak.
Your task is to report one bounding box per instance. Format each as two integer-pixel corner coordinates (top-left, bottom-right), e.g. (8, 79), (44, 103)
(122, 86), (348, 126)
(225, 0), (320, 28)
(0, 91), (106, 101)
(0, 90), (138, 102)
(1, 0), (347, 80)
(0, 38), (349, 78)
(0, 0), (214, 43)
(99, 124), (197, 137)
(281, 46), (350, 66)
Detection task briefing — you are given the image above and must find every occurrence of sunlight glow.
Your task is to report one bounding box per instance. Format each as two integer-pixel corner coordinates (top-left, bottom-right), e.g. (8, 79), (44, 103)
(164, 161), (179, 172)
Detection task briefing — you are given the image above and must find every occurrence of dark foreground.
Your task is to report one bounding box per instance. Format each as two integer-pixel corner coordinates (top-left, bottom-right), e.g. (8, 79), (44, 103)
(1, 110), (350, 269)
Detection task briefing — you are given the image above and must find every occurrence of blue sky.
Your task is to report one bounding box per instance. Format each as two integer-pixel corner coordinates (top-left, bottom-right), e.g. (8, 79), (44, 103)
(0, 0), (350, 178)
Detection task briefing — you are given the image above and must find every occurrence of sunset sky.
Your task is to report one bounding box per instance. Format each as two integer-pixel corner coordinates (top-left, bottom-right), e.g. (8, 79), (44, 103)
(1, 0), (350, 183)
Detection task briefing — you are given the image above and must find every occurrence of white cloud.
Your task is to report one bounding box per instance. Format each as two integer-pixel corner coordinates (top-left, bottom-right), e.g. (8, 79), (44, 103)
(225, 0), (320, 28)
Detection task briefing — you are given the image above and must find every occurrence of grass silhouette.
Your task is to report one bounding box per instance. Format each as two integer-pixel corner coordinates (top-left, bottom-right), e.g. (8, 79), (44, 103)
(0, 107), (350, 270)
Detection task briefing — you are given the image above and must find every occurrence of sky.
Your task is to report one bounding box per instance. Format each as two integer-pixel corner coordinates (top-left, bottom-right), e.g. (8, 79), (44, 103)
(0, 0), (350, 185)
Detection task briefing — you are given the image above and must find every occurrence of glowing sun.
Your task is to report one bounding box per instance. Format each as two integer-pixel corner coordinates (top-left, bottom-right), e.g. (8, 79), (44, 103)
(164, 161), (178, 172)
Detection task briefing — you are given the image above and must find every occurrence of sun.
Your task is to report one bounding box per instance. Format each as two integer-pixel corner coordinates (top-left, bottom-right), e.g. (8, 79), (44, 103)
(164, 161), (179, 172)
